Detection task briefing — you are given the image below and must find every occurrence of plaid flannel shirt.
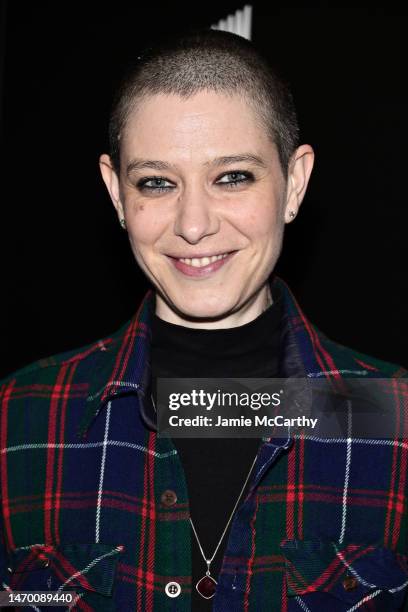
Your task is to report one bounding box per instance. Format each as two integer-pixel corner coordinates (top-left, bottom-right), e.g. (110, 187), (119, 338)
(1, 275), (408, 612)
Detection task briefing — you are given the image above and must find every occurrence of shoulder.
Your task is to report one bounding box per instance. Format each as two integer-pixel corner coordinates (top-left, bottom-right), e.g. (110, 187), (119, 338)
(311, 323), (408, 379)
(0, 329), (120, 395)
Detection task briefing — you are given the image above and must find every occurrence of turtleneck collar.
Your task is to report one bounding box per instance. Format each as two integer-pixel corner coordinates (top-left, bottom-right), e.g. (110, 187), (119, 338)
(151, 283), (283, 379)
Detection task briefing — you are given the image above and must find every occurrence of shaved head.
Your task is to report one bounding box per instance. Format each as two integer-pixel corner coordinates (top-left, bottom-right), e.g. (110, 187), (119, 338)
(108, 29), (299, 178)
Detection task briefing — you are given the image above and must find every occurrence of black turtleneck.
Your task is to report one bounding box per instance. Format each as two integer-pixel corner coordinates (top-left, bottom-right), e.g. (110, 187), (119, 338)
(151, 287), (283, 609)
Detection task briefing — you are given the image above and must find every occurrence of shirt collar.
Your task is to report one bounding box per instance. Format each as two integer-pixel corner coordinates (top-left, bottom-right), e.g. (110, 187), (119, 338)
(78, 275), (347, 438)
(78, 288), (155, 437)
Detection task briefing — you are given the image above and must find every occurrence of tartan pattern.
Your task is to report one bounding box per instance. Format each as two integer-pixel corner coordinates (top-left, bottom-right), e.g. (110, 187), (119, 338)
(0, 274), (407, 611)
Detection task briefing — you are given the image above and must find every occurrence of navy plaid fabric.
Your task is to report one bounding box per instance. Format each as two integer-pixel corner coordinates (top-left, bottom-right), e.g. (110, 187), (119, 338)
(1, 275), (408, 611)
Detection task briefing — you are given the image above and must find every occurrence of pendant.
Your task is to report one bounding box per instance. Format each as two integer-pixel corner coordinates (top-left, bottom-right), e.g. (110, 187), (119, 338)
(196, 571), (217, 599)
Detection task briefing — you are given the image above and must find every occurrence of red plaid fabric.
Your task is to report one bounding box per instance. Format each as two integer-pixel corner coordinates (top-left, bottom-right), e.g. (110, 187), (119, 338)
(1, 275), (407, 611)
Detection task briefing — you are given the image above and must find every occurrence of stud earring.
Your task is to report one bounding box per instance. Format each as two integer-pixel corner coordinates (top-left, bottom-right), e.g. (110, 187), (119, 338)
(119, 218), (127, 229)
(289, 211), (296, 219)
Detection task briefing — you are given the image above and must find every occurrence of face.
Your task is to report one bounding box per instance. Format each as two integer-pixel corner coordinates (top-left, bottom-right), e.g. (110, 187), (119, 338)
(100, 91), (313, 328)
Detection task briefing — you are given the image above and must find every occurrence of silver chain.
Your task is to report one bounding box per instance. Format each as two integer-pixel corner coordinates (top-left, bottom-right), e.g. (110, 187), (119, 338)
(150, 394), (259, 572)
(189, 451), (258, 571)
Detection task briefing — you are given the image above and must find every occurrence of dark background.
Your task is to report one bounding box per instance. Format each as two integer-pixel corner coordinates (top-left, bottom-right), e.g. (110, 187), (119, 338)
(1, 2), (407, 379)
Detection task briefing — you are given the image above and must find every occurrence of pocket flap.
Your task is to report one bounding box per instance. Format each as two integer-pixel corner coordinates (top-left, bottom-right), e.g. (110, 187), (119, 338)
(8, 542), (124, 596)
(280, 539), (408, 606)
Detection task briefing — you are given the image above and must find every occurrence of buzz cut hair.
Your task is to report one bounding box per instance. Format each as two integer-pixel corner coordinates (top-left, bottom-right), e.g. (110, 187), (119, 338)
(108, 28), (299, 178)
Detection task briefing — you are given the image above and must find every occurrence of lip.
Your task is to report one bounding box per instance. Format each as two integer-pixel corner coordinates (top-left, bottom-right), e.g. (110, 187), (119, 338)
(167, 252), (233, 259)
(167, 251), (237, 277)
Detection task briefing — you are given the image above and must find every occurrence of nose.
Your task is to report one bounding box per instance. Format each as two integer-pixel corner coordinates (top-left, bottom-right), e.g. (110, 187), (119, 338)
(173, 185), (220, 244)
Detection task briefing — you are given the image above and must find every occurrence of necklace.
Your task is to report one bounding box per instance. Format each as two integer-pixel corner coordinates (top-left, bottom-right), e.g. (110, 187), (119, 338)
(149, 393), (259, 599)
(189, 451), (258, 599)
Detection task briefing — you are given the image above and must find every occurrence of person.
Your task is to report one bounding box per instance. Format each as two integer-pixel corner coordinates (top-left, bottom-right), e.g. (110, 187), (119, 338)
(0, 28), (407, 612)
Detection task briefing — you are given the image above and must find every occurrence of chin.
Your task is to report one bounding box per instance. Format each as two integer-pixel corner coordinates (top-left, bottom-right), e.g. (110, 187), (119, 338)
(169, 295), (235, 323)
(178, 304), (231, 322)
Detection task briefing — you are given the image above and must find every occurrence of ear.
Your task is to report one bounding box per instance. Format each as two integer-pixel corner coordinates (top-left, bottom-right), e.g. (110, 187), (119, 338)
(99, 154), (125, 221)
(284, 144), (314, 223)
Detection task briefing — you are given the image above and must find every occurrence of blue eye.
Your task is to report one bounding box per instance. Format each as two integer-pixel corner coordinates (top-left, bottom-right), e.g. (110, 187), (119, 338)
(136, 170), (254, 194)
(137, 177), (175, 192)
(216, 171), (253, 188)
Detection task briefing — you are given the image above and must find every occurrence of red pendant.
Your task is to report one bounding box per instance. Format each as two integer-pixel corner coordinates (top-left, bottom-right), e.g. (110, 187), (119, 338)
(196, 575), (217, 599)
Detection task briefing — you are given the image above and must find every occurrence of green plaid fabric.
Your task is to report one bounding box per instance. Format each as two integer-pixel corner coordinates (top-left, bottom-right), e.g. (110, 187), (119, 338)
(1, 275), (407, 611)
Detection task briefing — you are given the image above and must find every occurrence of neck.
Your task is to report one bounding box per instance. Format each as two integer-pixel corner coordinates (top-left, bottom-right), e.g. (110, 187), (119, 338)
(155, 284), (273, 330)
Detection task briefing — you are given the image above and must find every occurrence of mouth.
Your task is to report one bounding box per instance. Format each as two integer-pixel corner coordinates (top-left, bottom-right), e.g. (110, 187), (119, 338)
(167, 251), (237, 277)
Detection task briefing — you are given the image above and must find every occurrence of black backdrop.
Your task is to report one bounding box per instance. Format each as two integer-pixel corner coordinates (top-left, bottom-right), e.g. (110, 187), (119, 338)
(1, 2), (407, 379)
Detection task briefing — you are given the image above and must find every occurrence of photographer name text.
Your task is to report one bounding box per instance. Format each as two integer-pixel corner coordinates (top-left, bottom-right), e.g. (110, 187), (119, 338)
(167, 415), (318, 428)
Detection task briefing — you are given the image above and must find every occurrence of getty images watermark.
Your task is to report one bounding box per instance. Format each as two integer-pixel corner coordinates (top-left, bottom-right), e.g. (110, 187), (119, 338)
(156, 379), (313, 437)
(166, 387), (317, 429)
(155, 378), (407, 439)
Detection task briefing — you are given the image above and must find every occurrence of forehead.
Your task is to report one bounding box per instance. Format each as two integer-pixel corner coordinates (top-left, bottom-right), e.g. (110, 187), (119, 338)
(120, 91), (276, 165)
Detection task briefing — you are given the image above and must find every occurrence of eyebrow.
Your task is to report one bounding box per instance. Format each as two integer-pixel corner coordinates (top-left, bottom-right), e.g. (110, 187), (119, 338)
(206, 154), (268, 169)
(125, 153), (267, 176)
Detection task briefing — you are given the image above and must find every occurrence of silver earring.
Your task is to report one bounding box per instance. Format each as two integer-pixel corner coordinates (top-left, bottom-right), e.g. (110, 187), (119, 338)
(289, 210), (296, 219)
(119, 218), (127, 229)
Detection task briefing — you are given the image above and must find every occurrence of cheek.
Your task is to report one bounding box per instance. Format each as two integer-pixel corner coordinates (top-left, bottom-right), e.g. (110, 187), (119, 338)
(128, 230), (152, 255)
(126, 202), (166, 248)
(128, 197), (146, 217)
(237, 186), (285, 232)
(245, 205), (282, 239)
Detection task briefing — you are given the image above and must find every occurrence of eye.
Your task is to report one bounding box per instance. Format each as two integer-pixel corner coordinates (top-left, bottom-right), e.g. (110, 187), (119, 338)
(216, 171), (254, 188)
(136, 176), (175, 193)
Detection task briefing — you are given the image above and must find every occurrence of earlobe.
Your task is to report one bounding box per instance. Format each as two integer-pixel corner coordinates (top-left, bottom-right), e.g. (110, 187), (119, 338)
(285, 144), (314, 223)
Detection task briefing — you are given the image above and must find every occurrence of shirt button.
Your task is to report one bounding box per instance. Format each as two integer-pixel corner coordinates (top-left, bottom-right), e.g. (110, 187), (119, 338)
(161, 489), (177, 506)
(165, 581), (181, 598)
(342, 575), (359, 591)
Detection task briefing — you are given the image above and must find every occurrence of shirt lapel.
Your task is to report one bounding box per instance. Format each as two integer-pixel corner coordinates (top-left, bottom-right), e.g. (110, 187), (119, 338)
(78, 274), (348, 440)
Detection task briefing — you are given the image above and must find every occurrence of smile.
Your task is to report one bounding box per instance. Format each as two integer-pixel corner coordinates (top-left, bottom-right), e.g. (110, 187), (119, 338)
(168, 251), (236, 277)
(178, 253), (229, 267)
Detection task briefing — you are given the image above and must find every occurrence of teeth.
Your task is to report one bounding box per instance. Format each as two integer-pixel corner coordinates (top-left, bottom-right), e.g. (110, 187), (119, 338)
(192, 257), (210, 267)
(178, 253), (229, 267)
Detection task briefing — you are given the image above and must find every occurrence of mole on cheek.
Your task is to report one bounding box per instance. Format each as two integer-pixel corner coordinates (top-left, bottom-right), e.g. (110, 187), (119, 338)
(139, 205), (145, 211)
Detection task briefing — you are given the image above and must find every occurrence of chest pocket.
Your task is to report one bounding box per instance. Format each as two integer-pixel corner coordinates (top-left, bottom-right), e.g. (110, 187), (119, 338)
(5, 542), (123, 611)
(280, 539), (408, 611)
